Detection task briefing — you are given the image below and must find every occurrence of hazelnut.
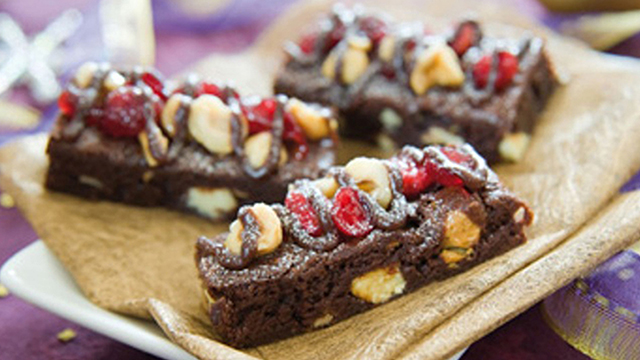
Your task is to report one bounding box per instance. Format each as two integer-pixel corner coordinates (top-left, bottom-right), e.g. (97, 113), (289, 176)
(313, 176), (339, 198)
(344, 157), (392, 209)
(410, 43), (465, 95)
(224, 203), (283, 256)
(442, 210), (481, 249)
(498, 132), (530, 162)
(350, 264), (406, 304)
(321, 52), (338, 80)
(138, 125), (169, 168)
(244, 132), (288, 169)
(378, 36), (395, 62)
(161, 93), (189, 137)
(287, 98), (333, 140)
(420, 126), (465, 145)
(347, 35), (372, 52)
(186, 187), (238, 220)
(74, 62), (99, 88)
(103, 70), (126, 91)
(341, 47), (370, 84)
(188, 95), (233, 155)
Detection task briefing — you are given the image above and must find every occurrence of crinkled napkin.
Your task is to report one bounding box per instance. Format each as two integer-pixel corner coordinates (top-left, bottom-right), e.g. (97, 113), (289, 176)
(3, 0), (640, 359)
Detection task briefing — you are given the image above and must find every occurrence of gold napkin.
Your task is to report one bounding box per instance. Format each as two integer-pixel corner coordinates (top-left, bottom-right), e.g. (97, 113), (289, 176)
(3, 1), (640, 359)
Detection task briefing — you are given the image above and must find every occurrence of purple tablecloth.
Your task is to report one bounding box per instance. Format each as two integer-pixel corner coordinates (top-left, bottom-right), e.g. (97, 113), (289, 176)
(1, 0), (637, 358)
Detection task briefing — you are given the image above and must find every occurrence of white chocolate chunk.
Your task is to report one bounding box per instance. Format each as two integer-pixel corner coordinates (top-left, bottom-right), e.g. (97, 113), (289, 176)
(186, 187), (238, 220)
(498, 132), (531, 162)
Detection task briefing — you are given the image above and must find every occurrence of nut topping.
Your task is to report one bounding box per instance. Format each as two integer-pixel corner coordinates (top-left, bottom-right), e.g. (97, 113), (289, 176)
(287, 98), (333, 140)
(321, 52), (338, 80)
(345, 157), (392, 209)
(350, 264), (406, 304)
(138, 122), (169, 167)
(378, 35), (395, 62)
(313, 176), (339, 198)
(341, 47), (370, 84)
(161, 93), (189, 137)
(224, 203), (283, 256)
(103, 70), (126, 91)
(347, 35), (372, 52)
(244, 132), (288, 169)
(188, 95), (234, 155)
(409, 43), (465, 95)
(74, 61), (98, 88)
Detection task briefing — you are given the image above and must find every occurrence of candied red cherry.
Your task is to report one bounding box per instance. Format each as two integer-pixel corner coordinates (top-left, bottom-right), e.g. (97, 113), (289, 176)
(286, 191), (323, 236)
(359, 16), (387, 44)
(298, 32), (318, 54)
(100, 86), (147, 137)
(331, 187), (373, 238)
(283, 112), (309, 160)
(141, 71), (167, 101)
(431, 162), (464, 187)
(449, 21), (480, 56)
(195, 82), (223, 99)
(394, 156), (433, 198)
(473, 51), (519, 91)
(58, 90), (77, 117)
(243, 98), (277, 134)
(324, 22), (346, 53)
(441, 147), (473, 166)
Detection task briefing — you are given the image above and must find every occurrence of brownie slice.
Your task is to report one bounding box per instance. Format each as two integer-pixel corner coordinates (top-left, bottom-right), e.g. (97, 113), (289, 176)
(274, 6), (558, 163)
(196, 144), (533, 347)
(46, 63), (337, 220)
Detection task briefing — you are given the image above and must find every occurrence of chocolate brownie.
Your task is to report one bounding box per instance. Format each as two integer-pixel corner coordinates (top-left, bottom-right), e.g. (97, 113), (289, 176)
(196, 144), (533, 347)
(46, 63), (337, 220)
(274, 5), (558, 163)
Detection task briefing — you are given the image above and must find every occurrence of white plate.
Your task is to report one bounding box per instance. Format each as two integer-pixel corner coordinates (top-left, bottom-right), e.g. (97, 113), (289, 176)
(1, 240), (467, 360)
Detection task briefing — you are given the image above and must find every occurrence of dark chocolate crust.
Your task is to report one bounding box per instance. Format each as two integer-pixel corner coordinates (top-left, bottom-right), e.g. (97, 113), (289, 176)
(196, 145), (533, 347)
(274, 8), (558, 163)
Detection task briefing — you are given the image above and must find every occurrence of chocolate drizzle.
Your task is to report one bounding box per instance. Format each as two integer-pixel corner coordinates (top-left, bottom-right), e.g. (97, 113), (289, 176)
(212, 144), (491, 269)
(59, 63), (333, 177)
(230, 95), (287, 180)
(211, 207), (261, 270)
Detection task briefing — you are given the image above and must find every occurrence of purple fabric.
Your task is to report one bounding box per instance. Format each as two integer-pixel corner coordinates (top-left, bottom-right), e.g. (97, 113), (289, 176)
(0, 0), (639, 359)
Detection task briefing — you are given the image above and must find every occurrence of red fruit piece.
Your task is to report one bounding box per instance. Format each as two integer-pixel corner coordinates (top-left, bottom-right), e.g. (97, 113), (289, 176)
(359, 16), (387, 44)
(324, 22), (346, 53)
(141, 71), (167, 101)
(58, 90), (77, 117)
(394, 156), (434, 198)
(432, 163), (464, 187)
(85, 107), (104, 126)
(243, 98), (277, 134)
(449, 21), (480, 56)
(283, 112), (309, 160)
(195, 82), (223, 99)
(473, 51), (519, 91)
(101, 86), (147, 137)
(298, 32), (318, 54)
(331, 187), (373, 238)
(285, 191), (323, 237)
(441, 147), (473, 165)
